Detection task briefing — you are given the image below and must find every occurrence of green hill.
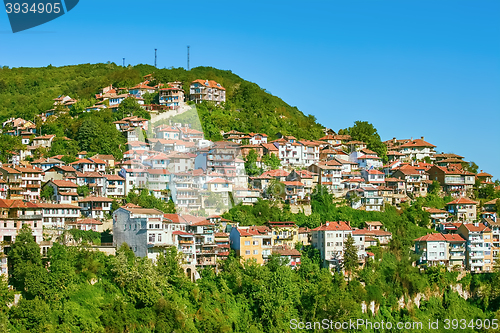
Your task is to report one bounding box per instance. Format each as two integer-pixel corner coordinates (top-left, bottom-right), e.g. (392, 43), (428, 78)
(0, 63), (325, 141)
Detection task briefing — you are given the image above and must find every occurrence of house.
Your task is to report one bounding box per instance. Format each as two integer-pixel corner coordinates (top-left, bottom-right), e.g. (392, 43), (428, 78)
(112, 206), (166, 260)
(190, 79), (226, 104)
(0, 199), (43, 274)
(0, 166), (22, 199)
(43, 179), (79, 204)
(229, 226), (273, 265)
(397, 137), (436, 161)
(66, 218), (103, 232)
(427, 165), (475, 198)
(391, 165), (430, 197)
(159, 86), (184, 108)
(267, 221), (299, 248)
(446, 197), (478, 222)
(43, 165), (76, 181)
(308, 161), (343, 196)
(78, 196), (113, 219)
(362, 169), (385, 185)
(272, 247), (302, 268)
(128, 83), (156, 96)
(423, 207), (449, 225)
(311, 221), (353, 270)
(476, 171), (494, 186)
(351, 149), (383, 170)
(31, 134), (56, 148)
(38, 203), (80, 229)
(14, 166), (43, 201)
(104, 174), (126, 197)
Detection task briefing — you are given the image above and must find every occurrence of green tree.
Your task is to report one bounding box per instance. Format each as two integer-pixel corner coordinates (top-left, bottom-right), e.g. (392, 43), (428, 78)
(7, 224), (43, 292)
(343, 234), (358, 280)
(262, 153), (281, 170)
(40, 185), (54, 201)
(117, 97), (150, 120)
(244, 149), (260, 176)
(77, 185), (90, 197)
(345, 121), (387, 160)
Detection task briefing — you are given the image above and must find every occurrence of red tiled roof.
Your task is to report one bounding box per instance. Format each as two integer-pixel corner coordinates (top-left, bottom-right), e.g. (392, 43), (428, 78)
(399, 139), (436, 148)
(191, 79), (226, 90)
(446, 197), (477, 205)
(313, 221), (352, 231)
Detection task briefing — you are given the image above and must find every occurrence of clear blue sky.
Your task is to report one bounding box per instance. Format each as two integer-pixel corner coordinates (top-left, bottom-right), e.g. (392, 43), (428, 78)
(1, 1), (499, 178)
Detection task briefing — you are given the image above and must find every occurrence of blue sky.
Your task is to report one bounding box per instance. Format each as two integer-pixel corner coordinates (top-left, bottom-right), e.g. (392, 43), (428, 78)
(1, 1), (499, 178)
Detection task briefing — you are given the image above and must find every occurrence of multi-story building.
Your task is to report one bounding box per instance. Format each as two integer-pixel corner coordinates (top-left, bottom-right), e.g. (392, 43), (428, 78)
(159, 86), (184, 108)
(0, 166), (23, 199)
(104, 174), (126, 197)
(308, 161), (343, 196)
(427, 165), (475, 198)
(423, 207), (449, 225)
(38, 203), (81, 229)
(113, 206), (166, 260)
(446, 197), (477, 222)
(229, 226), (273, 265)
(457, 223), (493, 272)
(311, 221), (353, 270)
(190, 80), (226, 104)
(16, 166), (43, 201)
(43, 179), (79, 204)
(397, 137), (436, 161)
(0, 199), (44, 275)
(414, 233), (466, 268)
(78, 196), (113, 219)
(391, 165), (430, 197)
(268, 221), (299, 248)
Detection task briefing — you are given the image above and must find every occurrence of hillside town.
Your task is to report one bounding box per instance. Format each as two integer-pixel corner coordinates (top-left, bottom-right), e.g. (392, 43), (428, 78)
(0, 73), (498, 280)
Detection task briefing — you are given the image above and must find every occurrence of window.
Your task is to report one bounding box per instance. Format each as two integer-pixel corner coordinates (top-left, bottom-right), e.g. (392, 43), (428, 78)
(158, 234), (162, 242)
(253, 240), (259, 245)
(245, 250), (250, 255)
(253, 250), (258, 255)
(245, 241), (250, 246)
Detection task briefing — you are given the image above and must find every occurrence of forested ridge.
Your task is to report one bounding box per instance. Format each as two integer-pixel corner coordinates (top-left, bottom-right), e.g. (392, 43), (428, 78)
(0, 63), (325, 141)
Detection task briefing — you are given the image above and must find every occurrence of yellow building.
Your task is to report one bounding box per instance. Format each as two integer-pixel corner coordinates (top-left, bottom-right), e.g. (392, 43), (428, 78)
(268, 221), (299, 248)
(229, 226), (272, 265)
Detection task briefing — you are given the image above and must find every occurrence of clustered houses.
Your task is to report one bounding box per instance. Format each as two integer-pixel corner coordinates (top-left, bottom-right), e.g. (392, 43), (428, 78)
(415, 221), (496, 272)
(0, 72), (497, 278)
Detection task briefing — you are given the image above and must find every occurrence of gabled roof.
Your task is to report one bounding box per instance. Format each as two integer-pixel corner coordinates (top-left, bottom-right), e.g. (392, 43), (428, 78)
(313, 221), (352, 231)
(399, 139), (436, 148)
(50, 180), (78, 188)
(446, 197), (477, 205)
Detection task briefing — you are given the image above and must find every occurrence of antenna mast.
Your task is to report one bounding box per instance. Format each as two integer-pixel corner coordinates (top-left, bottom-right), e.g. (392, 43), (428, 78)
(187, 45), (190, 70)
(155, 49), (157, 68)
(123, 58), (125, 67)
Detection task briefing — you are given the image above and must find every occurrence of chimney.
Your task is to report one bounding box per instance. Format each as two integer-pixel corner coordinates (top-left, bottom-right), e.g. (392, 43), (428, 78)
(326, 222), (329, 227)
(421, 136), (424, 140)
(346, 221), (350, 227)
(410, 137), (413, 141)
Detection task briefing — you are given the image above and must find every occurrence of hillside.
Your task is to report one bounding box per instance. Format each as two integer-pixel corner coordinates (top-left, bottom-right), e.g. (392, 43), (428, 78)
(0, 63), (325, 141)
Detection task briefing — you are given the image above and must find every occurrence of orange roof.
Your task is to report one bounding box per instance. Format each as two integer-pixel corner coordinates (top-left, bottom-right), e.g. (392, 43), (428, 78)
(414, 233), (446, 242)
(446, 197), (477, 205)
(50, 180), (78, 188)
(313, 221), (352, 231)
(399, 139), (436, 148)
(191, 79), (226, 90)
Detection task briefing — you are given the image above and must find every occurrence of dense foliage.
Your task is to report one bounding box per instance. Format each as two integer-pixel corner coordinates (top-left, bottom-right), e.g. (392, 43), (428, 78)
(0, 63), (325, 141)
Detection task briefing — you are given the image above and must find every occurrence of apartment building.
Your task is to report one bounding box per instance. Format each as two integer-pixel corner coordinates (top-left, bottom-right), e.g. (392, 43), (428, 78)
(78, 196), (113, 219)
(113, 206), (166, 260)
(311, 221), (353, 270)
(229, 226), (273, 265)
(397, 137), (436, 161)
(427, 165), (475, 198)
(159, 86), (184, 108)
(268, 221), (299, 248)
(38, 203), (81, 229)
(457, 223), (493, 272)
(414, 233), (466, 268)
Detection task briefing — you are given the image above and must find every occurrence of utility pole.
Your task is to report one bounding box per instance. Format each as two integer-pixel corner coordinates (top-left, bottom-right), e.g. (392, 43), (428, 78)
(155, 49), (157, 68)
(187, 45), (190, 70)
